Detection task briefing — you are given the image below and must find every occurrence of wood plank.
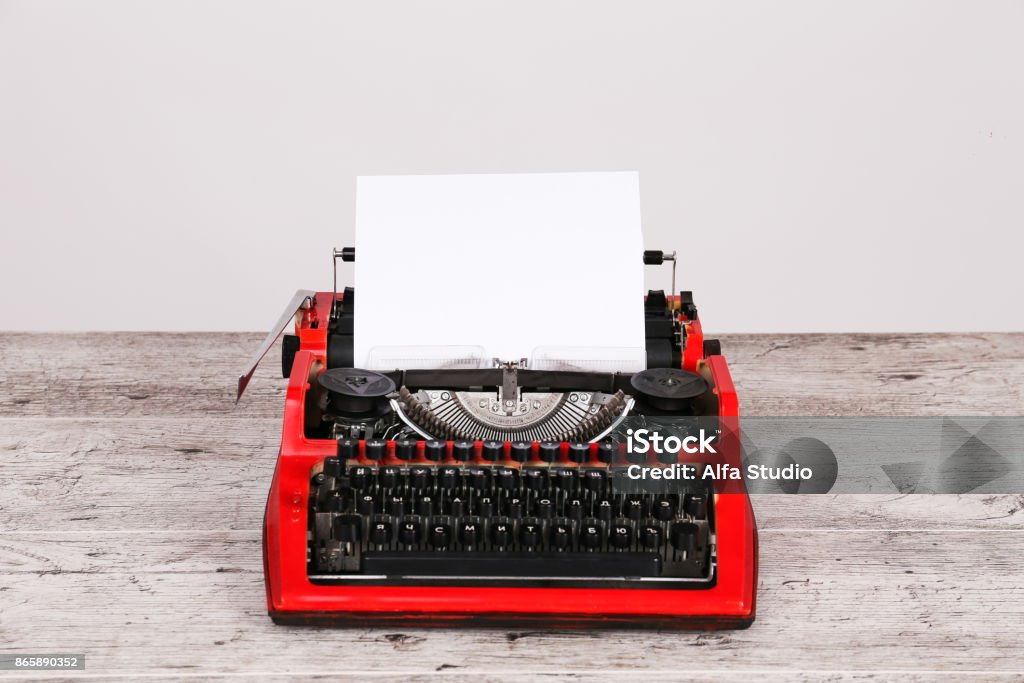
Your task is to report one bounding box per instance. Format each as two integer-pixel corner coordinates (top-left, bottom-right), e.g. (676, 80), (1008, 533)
(2, 331), (1021, 679)
(2, 418), (1022, 532)
(0, 531), (1020, 676)
(2, 332), (1022, 418)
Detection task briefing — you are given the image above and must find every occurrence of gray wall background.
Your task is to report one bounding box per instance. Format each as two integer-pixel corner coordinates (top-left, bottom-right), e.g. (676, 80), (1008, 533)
(1, 0), (1021, 333)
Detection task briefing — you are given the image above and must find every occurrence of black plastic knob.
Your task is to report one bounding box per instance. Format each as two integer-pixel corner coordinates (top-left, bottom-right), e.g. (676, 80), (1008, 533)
(415, 495), (435, 516)
(429, 522), (452, 549)
(549, 522), (572, 550)
(657, 449), (678, 465)
(568, 442), (590, 464)
(399, 518), (421, 545)
(459, 518), (481, 546)
(394, 439), (416, 461)
(337, 437), (359, 460)
(379, 466), (399, 489)
(671, 521), (699, 554)
(641, 525), (662, 549)
(424, 440), (447, 462)
(364, 439), (387, 461)
(610, 521), (633, 548)
(370, 518), (392, 545)
(509, 441), (532, 462)
(655, 498), (676, 521)
(496, 467), (517, 490)
(349, 466), (369, 489)
(357, 494), (377, 515)
(684, 493), (708, 519)
(438, 467), (458, 489)
(481, 440), (504, 462)
(490, 520), (511, 547)
(538, 442), (561, 463)
(323, 456), (342, 478)
(523, 469), (545, 492)
(519, 520), (540, 548)
(409, 467), (428, 489)
(452, 440), (474, 462)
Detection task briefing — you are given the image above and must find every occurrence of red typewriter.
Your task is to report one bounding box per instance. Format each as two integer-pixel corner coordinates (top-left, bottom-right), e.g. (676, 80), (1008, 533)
(239, 248), (757, 628)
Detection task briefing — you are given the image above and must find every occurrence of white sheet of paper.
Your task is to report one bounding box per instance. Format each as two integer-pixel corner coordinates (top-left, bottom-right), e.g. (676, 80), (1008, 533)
(354, 172), (646, 371)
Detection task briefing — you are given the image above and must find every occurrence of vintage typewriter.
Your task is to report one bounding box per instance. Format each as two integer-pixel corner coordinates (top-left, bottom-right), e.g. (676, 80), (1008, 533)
(239, 248), (757, 628)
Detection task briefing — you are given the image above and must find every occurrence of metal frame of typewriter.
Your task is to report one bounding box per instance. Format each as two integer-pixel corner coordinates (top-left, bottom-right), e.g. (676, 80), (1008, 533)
(245, 250), (758, 629)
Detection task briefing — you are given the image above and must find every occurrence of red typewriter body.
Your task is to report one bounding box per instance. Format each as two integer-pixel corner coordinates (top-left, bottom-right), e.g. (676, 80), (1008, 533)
(246, 273), (757, 629)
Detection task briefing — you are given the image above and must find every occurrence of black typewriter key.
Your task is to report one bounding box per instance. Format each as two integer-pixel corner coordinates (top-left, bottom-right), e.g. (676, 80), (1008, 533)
(312, 471), (326, 487)
(370, 517), (393, 545)
(656, 449), (678, 465)
(387, 495), (406, 518)
(350, 466), (370, 489)
(438, 467), (459, 489)
(610, 520), (633, 548)
(465, 468), (486, 492)
(507, 497), (525, 518)
(625, 496), (645, 520)
(536, 497), (554, 518)
(452, 440), (475, 462)
(597, 499), (614, 522)
(583, 470), (606, 495)
(538, 441), (561, 463)
(684, 493), (708, 519)
(364, 438), (387, 461)
(409, 466), (429, 489)
(459, 517), (481, 546)
(394, 439), (417, 461)
(519, 519), (541, 549)
(429, 520), (453, 549)
(448, 496), (466, 517)
(670, 521), (699, 554)
(596, 441), (616, 464)
(568, 442), (590, 464)
(509, 441), (532, 462)
(415, 495), (435, 516)
(581, 521), (602, 549)
(567, 499), (585, 521)
(481, 440), (504, 462)
(641, 525), (663, 549)
(333, 514), (361, 542)
(655, 498), (676, 521)
(496, 467), (518, 491)
(549, 520), (572, 550)
(399, 517), (422, 545)
(323, 456), (342, 478)
(379, 466), (399, 489)
(523, 468), (545, 493)
(556, 468), (577, 492)
(337, 437), (359, 460)
(357, 494), (378, 515)
(490, 518), (512, 547)
(424, 440), (447, 462)
(625, 448), (646, 465)
(478, 496), (495, 518)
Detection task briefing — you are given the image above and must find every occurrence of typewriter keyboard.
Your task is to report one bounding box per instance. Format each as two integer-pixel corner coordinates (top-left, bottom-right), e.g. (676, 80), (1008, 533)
(307, 443), (716, 589)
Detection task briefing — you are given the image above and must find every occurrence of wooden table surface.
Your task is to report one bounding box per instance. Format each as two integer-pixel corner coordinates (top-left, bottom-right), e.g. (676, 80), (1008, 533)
(1, 332), (1022, 681)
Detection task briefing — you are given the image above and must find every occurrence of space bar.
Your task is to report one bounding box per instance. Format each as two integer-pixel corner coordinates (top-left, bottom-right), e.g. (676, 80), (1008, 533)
(362, 551), (662, 577)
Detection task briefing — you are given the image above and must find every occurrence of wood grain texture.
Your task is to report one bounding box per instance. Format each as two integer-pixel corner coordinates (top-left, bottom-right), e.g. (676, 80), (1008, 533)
(0, 332), (1022, 680)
